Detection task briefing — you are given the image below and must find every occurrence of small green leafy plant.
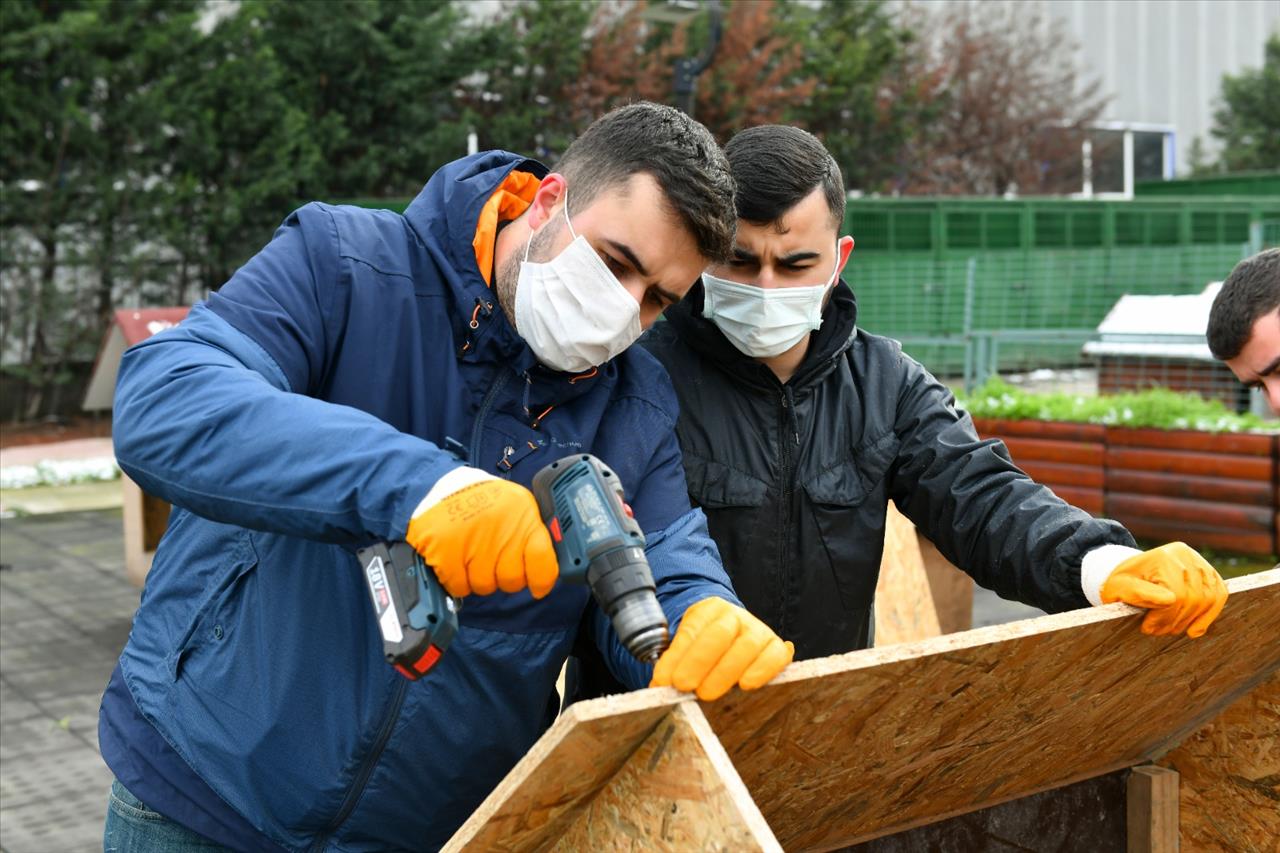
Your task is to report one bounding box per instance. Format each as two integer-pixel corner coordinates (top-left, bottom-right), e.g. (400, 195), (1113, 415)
(957, 379), (1278, 433)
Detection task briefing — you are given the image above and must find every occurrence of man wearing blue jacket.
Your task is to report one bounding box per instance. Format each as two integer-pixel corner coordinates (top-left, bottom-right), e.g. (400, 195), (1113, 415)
(99, 102), (792, 851)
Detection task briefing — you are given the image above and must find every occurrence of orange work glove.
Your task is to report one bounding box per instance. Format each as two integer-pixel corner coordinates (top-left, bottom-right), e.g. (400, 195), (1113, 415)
(405, 467), (557, 598)
(1100, 542), (1228, 638)
(650, 597), (794, 701)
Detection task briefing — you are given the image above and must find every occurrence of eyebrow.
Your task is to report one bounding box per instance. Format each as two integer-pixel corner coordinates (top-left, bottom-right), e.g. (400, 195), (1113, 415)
(1258, 355), (1280, 378)
(730, 246), (822, 265)
(604, 239), (649, 277)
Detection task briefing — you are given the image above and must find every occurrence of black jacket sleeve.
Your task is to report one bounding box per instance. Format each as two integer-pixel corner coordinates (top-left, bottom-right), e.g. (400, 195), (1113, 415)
(885, 349), (1136, 613)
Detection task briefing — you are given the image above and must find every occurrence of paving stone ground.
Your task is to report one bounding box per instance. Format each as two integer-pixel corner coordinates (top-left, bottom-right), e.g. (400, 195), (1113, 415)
(0, 509), (137, 853)
(0, 505), (1038, 853)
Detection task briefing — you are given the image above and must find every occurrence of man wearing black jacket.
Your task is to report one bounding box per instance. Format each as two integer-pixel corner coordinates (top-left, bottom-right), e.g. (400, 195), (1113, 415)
(636, 125), (1228, 662)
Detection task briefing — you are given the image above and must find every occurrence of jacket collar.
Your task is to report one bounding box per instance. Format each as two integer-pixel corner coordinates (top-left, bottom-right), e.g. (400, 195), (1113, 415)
(665, 280), (859, 392)
(402, 152), (612, 411)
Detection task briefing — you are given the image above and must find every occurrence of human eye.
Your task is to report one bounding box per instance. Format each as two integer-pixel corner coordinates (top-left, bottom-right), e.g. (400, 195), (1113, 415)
(601, 252), (628, 277)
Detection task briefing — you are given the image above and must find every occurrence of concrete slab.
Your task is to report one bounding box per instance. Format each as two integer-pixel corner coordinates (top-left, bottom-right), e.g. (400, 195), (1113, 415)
(0, 509), (137, 853)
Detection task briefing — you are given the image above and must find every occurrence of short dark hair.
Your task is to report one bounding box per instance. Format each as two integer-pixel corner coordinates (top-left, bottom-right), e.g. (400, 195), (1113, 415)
(1208, 248), (1280, 360)
(724, 125), (845, 229)
(557, 102), (736, 263)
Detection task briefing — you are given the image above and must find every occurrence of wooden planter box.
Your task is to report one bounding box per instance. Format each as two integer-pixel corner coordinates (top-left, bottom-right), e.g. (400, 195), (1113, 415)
(974, 418), (1279, 558)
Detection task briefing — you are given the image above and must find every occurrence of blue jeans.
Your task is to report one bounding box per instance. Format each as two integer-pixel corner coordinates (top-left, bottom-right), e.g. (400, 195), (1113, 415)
(103, 779), (232, 852)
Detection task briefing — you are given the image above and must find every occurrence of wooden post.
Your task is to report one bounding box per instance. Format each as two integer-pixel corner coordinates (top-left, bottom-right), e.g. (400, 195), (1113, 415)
(121, 473), (170, 586)
(1128, 765), (1179, 852)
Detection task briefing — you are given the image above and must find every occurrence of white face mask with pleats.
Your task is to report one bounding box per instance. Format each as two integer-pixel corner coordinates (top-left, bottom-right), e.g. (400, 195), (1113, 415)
(701, 246), (840, 358)
(514, 194), (642, 373)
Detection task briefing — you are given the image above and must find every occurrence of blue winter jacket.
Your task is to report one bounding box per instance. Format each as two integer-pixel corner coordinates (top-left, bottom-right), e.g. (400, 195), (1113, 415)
(102, 152), (740, 851)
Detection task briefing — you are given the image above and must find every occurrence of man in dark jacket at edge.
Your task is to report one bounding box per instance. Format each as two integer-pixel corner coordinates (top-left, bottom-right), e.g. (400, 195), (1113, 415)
(99, 103), (793, 852)
(1208, 248), (1280, 414)
(633, 125), (1229, 665)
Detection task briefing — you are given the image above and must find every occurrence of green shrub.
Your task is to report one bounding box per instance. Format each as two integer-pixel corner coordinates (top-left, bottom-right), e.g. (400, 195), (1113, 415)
(957, 379), (1278, 433)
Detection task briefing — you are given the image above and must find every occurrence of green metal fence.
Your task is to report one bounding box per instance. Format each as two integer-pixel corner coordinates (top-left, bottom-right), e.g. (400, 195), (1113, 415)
(841, 197), (1277, 378)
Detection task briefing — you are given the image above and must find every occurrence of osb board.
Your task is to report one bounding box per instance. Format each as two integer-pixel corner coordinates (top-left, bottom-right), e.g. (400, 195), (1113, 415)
(916, 534), (973, 635)
(873, 502), (941, 646)
(703, 569), (1280, 852)
(447, 571), (1279, 853)
(1155, 671), (1280, 852)
(552, 703), (780, 852)
(443, 689), (681, 852)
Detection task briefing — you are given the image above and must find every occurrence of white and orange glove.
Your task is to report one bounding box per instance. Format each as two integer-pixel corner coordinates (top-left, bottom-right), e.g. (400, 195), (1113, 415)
(650, 597), (794, 701)
(1081, 542), (1228, 638)
(405, 467), (557, 598)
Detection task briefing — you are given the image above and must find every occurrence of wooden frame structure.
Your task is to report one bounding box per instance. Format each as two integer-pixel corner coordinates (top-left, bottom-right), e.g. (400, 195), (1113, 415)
(447, 569), (1279, 852)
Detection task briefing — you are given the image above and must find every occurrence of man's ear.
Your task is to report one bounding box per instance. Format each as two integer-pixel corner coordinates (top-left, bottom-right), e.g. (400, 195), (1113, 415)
(836, 235), (855, 276)
(527, 173), (568, 232)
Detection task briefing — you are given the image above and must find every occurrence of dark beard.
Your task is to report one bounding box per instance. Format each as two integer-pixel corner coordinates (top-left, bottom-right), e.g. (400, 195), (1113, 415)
(495, 215), (565, 333)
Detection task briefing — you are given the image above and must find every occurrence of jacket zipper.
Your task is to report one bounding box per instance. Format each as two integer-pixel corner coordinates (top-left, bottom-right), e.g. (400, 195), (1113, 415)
(307, 679), (409, 851)
(470, 370), (511, 468)
(307, 371), (511, 850)
(777, 386), (798, 635)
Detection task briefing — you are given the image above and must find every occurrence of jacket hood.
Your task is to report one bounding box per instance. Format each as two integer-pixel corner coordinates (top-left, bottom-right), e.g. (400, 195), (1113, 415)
(402, 151), (621, 411)
(403, 151), (548, 370)
(664, 279), (860, 391)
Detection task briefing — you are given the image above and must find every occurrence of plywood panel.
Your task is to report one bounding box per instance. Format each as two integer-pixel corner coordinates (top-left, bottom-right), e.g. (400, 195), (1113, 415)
(449, 571), (1279, 852)
(704, 569), (1280, 851)
(552, 703), (780, 852)
(873, 502), (941, 646)
(1155, 672), (1280, 852)
(916, 535), (973, 635)
(443, 690), (679, 852)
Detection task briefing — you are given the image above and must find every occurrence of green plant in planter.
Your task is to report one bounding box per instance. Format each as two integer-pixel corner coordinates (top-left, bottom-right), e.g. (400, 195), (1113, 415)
(957, 379), (1278, 434)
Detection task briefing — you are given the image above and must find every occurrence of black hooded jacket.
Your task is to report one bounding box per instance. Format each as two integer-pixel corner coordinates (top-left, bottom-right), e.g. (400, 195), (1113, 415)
(638, 281), (1136, 660)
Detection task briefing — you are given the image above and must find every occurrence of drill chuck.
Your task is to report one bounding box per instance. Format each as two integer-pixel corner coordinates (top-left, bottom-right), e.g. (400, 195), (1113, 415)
(587, 546), (670, 663)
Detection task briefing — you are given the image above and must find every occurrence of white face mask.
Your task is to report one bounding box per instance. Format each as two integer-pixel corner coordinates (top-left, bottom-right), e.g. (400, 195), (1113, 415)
(701, 246), (840, 358)
(514, 195), (642, 373)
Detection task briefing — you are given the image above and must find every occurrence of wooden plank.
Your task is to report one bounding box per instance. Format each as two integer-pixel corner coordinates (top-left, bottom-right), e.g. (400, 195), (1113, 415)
(443, 690), (679, 852)
(1019, 460), (1105, 488)
(703, 570), (1280, 851)
(874, 502), (941, 646)
(1107, 447), (1271, 481)
(974, 418), (1106, 442)
(450, 571), (1280, 853)
(1155, 672), (1280, 853)
(1127, 766), (1179, 853)
(1106, 427), (1274, 455)
(1106, 494), (1273, 533)
(1002, 436), (1104, 466)
(552, 703), (781, 853)
(917, 534), (973, 635)
(1046, 485), (1104, 515)
(1117, 519), (1273, 557)
(1107, 470), (1273, 506)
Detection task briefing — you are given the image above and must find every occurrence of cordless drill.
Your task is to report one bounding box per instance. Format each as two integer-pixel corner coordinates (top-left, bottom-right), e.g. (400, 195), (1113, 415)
(358, 453), (670, 680)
